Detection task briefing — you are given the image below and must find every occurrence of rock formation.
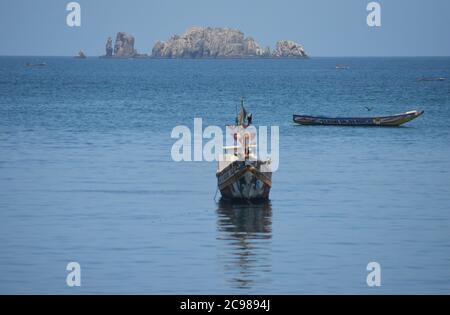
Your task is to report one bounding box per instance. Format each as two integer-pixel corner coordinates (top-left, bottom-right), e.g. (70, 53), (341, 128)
(74, 49), (86, 59)
(272, 40), (307, 58)
(152, 27), (281, 58)
(101, 32), (148, 58)
(105, 37), (113, 57)
(114, 32), (136, 57)
(100, 28), (308, 59)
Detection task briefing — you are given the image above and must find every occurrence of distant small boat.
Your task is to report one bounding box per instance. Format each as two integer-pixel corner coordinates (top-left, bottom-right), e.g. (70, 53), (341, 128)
(293, 110), (424, 127)
(25, 62), (47, 67)
(418, 77), (446, 82)
(336, 64), (350, 70)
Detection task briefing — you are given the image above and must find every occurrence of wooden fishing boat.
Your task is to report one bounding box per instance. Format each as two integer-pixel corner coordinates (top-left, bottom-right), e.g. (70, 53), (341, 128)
(335, 64), (350, 70)
(217, 154), (272, 201)
(418, 77), (446, 82)
(293, 110), (424, 127)
(25, 62), (47, 67)
(216, 100), (272, 202)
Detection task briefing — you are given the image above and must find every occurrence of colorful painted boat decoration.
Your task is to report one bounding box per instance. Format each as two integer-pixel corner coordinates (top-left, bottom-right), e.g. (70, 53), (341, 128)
(293, 110), (424, 127)
(216, 100), (272, 202)
(217, 158), (272, 201)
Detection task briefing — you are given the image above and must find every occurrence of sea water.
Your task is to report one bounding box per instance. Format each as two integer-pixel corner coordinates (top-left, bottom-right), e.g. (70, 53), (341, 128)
(0, 57), (449, 294)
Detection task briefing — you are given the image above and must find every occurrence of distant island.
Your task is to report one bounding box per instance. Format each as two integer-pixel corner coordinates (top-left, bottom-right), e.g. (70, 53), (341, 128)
(100, 27), (308, 59)
(100, 33), (149, 59)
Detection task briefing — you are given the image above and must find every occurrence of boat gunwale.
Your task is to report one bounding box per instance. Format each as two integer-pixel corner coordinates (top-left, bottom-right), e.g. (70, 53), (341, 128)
(293, 110), (424, 121)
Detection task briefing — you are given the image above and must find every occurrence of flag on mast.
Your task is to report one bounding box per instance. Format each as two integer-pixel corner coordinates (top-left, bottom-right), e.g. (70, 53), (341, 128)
(237, 98), (247, 126)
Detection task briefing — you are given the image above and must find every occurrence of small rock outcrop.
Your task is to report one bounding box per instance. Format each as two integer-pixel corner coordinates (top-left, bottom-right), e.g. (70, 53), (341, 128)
(74, 49), (86, 59)
(105, 37), (113, 57)
(114, 32), (136, 57)
(101, 32), (147, 58)
(272, 40), (307, 58)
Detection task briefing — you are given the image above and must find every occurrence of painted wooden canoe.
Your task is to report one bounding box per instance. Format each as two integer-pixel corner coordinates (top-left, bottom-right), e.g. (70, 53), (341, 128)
(293, 110), (424, 127)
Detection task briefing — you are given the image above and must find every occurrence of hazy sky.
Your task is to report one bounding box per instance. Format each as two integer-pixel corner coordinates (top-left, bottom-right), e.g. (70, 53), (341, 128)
(1, 0), (449, 56)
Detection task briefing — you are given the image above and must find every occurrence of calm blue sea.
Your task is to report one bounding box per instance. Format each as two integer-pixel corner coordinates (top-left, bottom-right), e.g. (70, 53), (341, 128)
(0, 56), (449, 294)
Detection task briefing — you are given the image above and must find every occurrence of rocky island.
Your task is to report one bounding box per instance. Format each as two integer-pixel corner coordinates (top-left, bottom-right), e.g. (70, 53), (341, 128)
(101, 27), (308, 59)
(152, 27), (308, 58)
(101, 32), (148, 58)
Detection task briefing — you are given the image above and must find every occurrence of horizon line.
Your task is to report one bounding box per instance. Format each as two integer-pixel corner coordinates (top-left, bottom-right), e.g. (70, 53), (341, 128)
(1, 54), (450, 58)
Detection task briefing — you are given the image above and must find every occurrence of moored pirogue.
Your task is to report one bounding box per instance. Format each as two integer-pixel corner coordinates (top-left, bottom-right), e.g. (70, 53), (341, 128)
(293, 110), (424, 127)
(216, 100), (272, 202)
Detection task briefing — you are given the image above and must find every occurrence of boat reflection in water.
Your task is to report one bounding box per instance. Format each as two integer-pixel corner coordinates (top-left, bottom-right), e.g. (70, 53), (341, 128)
(216, 199), (272, 290)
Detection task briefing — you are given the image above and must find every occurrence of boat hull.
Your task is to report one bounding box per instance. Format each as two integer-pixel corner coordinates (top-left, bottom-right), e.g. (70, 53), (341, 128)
(217, 160), (272, 201)
(293, 110), (424, 127)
